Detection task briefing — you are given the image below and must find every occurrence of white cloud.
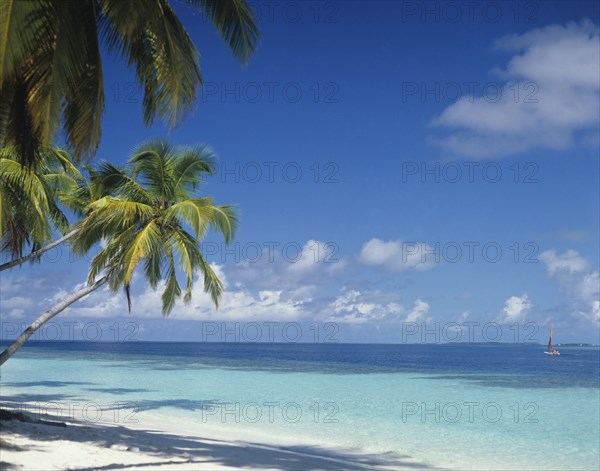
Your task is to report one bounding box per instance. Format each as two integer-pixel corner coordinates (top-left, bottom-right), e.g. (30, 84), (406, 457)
(1, 296), (34, 310)
(540, 249), (599, 323)
(359, 238), (436, 272)
(588, 300), (600, 322)
(45, 288), (70, 305)
(0, 276), (46, 300)
(432, 20), (600, 157)
(61, 284), (127, 318)
(9, 240), (339, 323)
(287, 240), (341, 276)
(8, 309), (25, 319)
(0, 277), (63, 321)
(61, 263), (309, 322)
(4, 237), (432, 327)
(580, 272), (600, 301)
(498, 294), (532, 323)
(229, 239), (347, 292)
(539, 249), (590, 274)
(405, 299), (430, 323)
(1, 238), (436, 329)
(326, 288), (428, 324)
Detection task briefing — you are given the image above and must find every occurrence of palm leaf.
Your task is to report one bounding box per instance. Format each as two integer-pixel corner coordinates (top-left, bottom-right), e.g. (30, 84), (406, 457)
(185, 0), (260, 65)
(165, 198), (214, 238)
(122, 220), (161, 286)
(210, 204), (238, 244)
(161, 248), (182, 315)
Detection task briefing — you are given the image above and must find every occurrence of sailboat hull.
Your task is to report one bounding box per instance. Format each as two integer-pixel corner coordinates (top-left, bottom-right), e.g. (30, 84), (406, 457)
(544, 351), (560, 355)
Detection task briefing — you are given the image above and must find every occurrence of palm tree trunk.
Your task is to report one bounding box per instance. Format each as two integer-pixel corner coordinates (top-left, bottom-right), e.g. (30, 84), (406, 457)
(0, 81), (14, 145)
(0, 276), (108, 366)
(0, 229), (79, 272)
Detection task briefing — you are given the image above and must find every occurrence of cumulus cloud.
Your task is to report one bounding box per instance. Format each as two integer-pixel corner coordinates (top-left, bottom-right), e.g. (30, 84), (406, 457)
(539, 249), (590, 275)
(1, 296), (34, 310)
(60, 263), (309, 322)
(0, 276), (46, 300)
(540, 249), (599, 322)
(286, 240), (341, 276)
(0, 276), (56, 321)
(8, 309), (25, 319)
(45, 288), (70, 305)
(229, 239), (347, 292)
(0, 238), (434, 329)
(405, 299), (430, 323)
(63, 239), (349, 322)
(0, 240), (349, 325)
(326, 288), (429, 324)
(498, 294), (532, 323)
(432, 20), (600, 157)
(359, 238), (436, 272)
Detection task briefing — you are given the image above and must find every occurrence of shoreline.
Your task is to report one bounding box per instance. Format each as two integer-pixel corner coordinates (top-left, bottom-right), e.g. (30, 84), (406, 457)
(0, 404), (430, 471)
(3, 343), (598, 471)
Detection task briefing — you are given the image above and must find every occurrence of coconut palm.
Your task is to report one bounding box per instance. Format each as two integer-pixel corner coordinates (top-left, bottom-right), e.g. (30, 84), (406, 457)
(0, 139), (237, 365)
(0, 161), (110, 272)
(0, 145), (81, 263)
(0, 0), (260, 164)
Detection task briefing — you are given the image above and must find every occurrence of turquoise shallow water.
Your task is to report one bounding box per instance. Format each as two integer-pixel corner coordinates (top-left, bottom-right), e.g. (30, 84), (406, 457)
(1, 342), (599, 470)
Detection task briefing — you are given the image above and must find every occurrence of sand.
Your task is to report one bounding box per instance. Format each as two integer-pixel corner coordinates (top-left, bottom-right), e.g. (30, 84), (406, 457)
(0, 405), (428, 471)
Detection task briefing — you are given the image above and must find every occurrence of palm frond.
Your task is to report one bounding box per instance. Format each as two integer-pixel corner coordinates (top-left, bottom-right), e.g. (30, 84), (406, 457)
(196, 250), (223, 309)
(161, 249), (182, 315)
(185, 0), (260, 65)
(122, 220), (161, 286)
(95, 161), (155, 204)
(165, 198), (213, 238)
(171, 144), (215, 196)
(99, 0), (202, 128)
(2, 0), (260, 162)
(169, 228), (201, 304)
(210, 204), (238, 244)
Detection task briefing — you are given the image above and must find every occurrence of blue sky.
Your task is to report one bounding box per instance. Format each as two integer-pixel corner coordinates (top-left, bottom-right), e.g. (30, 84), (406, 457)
(1, 1), (599, 344)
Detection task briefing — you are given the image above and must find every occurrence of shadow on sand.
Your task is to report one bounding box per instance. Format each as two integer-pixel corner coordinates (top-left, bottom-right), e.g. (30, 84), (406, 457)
(0, 407), (435, 471)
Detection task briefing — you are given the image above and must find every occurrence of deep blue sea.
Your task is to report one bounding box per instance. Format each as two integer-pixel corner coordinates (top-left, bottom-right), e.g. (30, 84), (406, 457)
(1, 342), (599, 470)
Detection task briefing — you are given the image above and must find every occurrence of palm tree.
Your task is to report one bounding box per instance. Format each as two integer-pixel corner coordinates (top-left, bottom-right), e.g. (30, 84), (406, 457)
(0, 145), (81, 263)
(0, 139), (237, 365)
(0, 161), (109, 272)
(0, 0), (260, 165)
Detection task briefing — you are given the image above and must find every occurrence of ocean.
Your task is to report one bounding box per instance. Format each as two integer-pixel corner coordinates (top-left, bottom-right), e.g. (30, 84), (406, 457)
(1, 342), (599, 470)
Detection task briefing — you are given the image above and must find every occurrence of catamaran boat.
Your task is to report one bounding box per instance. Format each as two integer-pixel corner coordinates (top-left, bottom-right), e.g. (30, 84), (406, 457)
(544, 325), (560, 355)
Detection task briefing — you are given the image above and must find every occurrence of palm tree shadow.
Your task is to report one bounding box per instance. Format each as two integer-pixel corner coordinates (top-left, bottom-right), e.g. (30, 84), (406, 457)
(3, 381), (97, 388)
(1, 411), (436, 471)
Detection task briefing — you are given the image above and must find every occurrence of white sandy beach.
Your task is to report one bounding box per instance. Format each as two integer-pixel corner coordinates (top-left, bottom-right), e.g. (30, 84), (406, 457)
(0, 404), (428, 471)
